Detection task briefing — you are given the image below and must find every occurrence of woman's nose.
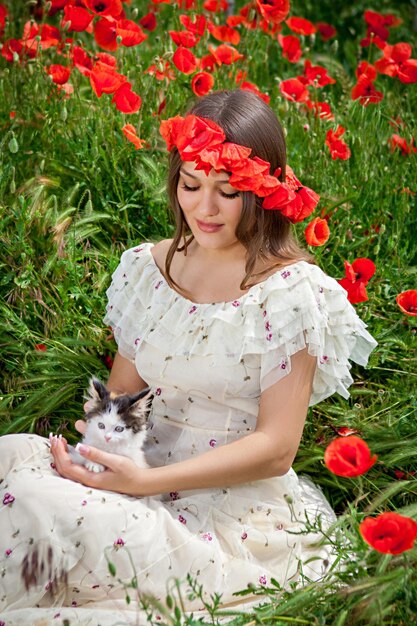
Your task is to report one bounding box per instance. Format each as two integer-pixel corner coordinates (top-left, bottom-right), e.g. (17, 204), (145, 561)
(198, 189), (219, 216)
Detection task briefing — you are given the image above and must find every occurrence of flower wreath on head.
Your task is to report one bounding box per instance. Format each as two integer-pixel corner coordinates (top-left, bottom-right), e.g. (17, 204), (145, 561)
(159, 114), (320, 223)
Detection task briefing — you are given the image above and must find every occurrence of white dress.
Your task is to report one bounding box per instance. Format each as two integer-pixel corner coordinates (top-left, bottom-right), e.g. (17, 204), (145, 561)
(0, 243), (377, 625)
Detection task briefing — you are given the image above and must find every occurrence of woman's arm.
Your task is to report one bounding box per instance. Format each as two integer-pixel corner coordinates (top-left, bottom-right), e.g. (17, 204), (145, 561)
(52, 348), (317, 496)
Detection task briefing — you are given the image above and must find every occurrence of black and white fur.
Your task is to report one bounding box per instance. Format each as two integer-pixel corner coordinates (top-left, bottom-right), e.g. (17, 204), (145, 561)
(68, 378), (153, 473)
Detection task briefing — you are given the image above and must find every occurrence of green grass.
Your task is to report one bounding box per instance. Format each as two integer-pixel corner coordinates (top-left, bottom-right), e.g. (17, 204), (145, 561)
(1, 0), (417, 623)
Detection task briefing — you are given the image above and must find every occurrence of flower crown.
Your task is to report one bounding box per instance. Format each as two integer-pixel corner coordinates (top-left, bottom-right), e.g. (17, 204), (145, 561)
(159, 114), (320, 223)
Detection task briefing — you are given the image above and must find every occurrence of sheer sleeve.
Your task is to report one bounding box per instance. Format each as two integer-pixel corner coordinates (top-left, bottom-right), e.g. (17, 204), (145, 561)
(103, 244), (155, 362)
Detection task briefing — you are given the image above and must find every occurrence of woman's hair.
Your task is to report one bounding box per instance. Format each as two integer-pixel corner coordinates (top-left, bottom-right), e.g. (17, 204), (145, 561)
(164, 89), (314, 294)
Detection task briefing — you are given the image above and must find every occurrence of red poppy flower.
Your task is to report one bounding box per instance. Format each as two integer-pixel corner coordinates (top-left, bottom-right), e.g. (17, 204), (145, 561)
(285, 16), (316, 35)
(305, 217), (330, 246)
(122, 124), (146, 149)
(324, 436), (377, 477)
(96, 52), (117, 68)
(374, 43), (410, 75)
(363, 10), (402, 43)
(35, 343), (47, 352)
(94, 17), (118, 51)
(256, 0), (290, 25)
(301, 60), (336, 87)
(325, 126), (351, 160)
(62, 5), (93, 32)
(85, 0), (123, 18)
(316, 22), (336, 41)
(89, 62), (126, 97)
(338, 258), (376, 304)
(351, 74), (384, 106)
(239, 82), (270, 104)
(278, 35), (302, 63)
(389, 134), (417, 155)
(356, 61), (377, 80)
(179, 14), (207, 36)
(0, 3), (8, 37)
(396, 290), (417, 316)
(47, 64), (71, 85)
(208, 22), (240, 45)
(176, 115), (225, 160)
(359, 512), (417, 555)
(169, 30), (200, 48)
(208, 44), (243, 66)
(112, 82), (142, 114)
(160, 115), (185, 151)
(172, 46), (198, 74)
(1, 39), (23, 62)
(279, 78), (309, 102)
(72, 46), (94, 76)
(116, 19), (147, 47)
(198, 143), (252, 174)
(204, 0), (228, 10)
(191, 71), (214, 97)
(139, 12), (157, 32)
(305, 99), (334, 120)
(145, 60), (176, 83)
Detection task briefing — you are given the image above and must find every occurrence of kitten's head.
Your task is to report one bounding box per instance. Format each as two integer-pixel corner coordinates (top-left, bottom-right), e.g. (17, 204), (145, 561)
(84, 378), (153, 444)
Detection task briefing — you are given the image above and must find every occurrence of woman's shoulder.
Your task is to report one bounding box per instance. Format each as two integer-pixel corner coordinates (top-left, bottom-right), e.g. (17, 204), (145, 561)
(150, 238), (174, 269)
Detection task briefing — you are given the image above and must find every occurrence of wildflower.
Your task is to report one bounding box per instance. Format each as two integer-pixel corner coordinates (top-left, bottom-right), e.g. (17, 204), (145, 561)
(325, 125), (351, 160)
(279, 77), (309, 103)
(139, 12), (157, 32)
(191, 71), (214, 97)
(285, 16), (317, 35)
(122, 124), (146, 149)
(85, 0), (123, 18)
(35, 343), (47, 351)
(396, 290), (417, 316)
(360, 512), (417, 554)
(375, 43), (417, 84)
(208, 44), (243, 66)
(46, 64), (71, 85)
(256, 0), (290, 25)
(324, 436), (377, 477)
(316, 22), (336, 41)
(305, 217), (330, 246)
(172, 47), (198, 74)
(388, 134), (417, 155)
(112, 82), (142, 114)
(278, 35), (302, 63)
(169, 30), (199, 48)
(208, 22), (240, 46)
(338, 258), (376, 304)
(62, 5), (93, 32)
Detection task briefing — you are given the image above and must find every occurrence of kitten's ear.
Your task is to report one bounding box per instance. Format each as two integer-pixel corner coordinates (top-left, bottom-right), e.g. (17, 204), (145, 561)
(129, 387), (153, 417)
(87, 377), (108, 402)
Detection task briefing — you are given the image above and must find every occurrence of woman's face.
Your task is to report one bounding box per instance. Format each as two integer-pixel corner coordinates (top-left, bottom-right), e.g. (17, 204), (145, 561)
(177, 161), (244, 252)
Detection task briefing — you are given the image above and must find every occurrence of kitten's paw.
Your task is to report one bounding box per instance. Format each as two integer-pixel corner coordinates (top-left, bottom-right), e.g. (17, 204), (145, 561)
(85, 461), (105, 473)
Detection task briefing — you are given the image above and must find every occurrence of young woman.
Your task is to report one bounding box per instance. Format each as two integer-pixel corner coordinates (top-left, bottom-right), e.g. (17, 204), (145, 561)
(0, 90), (377, 625)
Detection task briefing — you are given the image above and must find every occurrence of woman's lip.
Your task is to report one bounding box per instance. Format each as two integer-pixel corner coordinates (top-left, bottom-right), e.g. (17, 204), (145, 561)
(196, 220), (224, 232)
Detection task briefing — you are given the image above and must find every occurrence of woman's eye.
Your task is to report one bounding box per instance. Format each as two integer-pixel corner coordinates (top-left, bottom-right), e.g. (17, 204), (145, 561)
(181, 183), (199, 192)
(115, 426), (124, 433)
(98, 422), (105, 429)
(220, 191), (240, 199)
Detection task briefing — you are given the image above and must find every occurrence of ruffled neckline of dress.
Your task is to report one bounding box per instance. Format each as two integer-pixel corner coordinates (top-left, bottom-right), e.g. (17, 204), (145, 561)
(139, 241), (309, 308)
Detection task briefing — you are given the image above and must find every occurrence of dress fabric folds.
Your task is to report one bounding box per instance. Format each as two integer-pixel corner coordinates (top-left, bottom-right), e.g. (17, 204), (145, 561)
(0, 243), (377, 625)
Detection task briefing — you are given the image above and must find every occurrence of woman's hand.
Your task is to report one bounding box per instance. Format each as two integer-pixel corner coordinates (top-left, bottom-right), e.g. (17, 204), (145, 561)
(50, 436), (148, 496)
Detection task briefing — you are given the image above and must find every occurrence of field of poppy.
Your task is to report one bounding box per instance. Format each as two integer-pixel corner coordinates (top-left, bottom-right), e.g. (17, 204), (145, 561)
(1, 0), (417, 623)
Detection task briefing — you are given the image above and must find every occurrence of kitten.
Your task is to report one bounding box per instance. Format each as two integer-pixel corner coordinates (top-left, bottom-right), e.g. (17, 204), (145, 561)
(67, 378), (153, 473)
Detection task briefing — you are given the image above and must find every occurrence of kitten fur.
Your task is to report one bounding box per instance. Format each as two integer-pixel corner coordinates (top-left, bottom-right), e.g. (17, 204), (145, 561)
(68, 378), (153, 473)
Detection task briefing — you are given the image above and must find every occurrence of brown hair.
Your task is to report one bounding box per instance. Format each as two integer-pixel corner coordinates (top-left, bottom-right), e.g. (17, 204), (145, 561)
(164, 89), (314, 294)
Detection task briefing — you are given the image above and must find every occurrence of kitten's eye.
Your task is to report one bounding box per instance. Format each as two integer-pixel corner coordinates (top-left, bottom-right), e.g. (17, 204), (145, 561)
(115, 426), (124, 433)
(98, 422), (105, 429)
